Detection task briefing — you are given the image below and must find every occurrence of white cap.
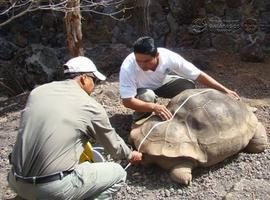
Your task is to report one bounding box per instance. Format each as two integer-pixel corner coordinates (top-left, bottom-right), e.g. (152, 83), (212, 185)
(64, 56), (106, 81)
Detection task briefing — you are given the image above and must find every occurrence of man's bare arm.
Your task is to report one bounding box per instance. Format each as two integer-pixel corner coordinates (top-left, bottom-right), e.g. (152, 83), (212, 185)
(196, 72), (240, 100)
(122, 98), (172, 120)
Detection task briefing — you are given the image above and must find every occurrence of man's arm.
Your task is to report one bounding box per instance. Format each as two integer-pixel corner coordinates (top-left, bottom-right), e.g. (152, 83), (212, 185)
(196, 72), (240, 99)
(122, 97), (155, 112)
(122, 98), (172, 120)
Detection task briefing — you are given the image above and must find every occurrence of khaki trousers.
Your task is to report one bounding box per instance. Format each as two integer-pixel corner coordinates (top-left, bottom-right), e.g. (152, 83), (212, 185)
(8, 162), (126, 200)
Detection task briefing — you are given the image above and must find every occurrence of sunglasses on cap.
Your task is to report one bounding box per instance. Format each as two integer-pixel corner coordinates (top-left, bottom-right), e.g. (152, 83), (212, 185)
(85, 73), (99, 84)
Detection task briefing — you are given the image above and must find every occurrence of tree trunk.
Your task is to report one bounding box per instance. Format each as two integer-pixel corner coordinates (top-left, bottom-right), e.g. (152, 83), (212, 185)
(65, 0), (84, 57)
(136, 0), (151, 34)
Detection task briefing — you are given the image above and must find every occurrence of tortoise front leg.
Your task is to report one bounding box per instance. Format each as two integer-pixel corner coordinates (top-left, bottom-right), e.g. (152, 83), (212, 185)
(244, 122), (268, 153)
(169, 159), (195, 185)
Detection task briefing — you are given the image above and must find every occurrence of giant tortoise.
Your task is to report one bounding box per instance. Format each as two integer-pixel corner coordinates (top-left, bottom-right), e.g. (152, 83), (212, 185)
(130, 89), (268, 185)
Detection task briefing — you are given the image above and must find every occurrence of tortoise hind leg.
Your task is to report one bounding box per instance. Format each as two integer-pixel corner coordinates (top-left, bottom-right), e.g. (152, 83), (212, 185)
(244, 122), (269, 153)
(169, 159), (195, 185)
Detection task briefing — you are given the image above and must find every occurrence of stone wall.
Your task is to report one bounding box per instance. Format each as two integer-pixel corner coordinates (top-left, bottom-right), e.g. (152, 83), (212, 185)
(0, 0), (269, 95)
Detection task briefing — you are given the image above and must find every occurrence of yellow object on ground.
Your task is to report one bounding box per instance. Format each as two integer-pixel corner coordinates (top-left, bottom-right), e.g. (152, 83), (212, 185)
(79, 142), (95, 163)
(80, 142), (106, 163)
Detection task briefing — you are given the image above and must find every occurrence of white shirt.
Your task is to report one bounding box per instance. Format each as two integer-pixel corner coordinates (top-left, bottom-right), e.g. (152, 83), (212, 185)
(119, 48), (201, 98)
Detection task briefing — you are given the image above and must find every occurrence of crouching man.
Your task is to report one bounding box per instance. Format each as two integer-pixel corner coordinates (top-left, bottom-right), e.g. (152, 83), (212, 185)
(8, 56), (142, 200)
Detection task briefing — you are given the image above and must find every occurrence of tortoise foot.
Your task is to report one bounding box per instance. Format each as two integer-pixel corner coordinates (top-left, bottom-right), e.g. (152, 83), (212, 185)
(245, 122), (268, 153)
(170, 164), (192, 185)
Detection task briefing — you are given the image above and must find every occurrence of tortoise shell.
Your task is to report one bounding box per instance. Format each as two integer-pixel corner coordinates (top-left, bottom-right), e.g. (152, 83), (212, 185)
(130, 89), (264, 166)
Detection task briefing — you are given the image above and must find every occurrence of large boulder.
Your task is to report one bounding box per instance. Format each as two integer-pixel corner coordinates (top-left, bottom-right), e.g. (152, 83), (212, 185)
(0, 37), (18, 60)
(2, 44), (63, 96)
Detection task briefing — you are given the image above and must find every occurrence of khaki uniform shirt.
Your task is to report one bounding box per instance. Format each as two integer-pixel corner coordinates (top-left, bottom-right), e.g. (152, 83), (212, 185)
(11, 80), (132, 176)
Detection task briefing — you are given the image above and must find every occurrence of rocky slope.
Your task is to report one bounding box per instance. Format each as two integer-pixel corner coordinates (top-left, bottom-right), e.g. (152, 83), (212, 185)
(0, 52), (269, 200)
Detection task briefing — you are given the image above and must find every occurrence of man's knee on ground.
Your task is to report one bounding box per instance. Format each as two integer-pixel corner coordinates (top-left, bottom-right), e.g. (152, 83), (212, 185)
(110, 162), (127, 182)
(136, 89), (156, 103)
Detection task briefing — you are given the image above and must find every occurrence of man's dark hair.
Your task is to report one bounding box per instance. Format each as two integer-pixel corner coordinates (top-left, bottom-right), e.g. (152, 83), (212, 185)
(133, 36), (157, 57)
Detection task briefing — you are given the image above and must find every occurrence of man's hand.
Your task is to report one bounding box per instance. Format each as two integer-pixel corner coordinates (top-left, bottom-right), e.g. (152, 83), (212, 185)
(129, 151), (142, 166)
(225, 89), (240, 100)
(152, 103), (173, 120)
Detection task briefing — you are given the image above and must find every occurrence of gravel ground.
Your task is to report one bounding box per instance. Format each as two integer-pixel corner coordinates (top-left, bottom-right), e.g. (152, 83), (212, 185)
(0, 51), (269, 199)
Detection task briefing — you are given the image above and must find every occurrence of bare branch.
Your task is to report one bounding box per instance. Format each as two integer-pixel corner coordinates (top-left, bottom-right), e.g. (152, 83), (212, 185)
(0, 1), (35, 27)
(0, 0), (133, 27)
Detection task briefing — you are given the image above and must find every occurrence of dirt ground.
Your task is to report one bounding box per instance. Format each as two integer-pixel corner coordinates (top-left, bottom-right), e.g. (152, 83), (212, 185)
(0, 51), (269, 199)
